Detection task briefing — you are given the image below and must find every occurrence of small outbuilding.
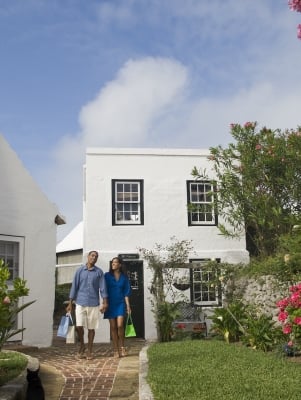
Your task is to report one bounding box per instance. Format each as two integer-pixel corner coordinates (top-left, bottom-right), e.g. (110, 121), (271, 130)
(0, 134), (65, 347)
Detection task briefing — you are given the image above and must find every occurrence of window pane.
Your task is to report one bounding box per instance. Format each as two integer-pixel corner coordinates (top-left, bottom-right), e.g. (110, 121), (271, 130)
(117, 183), (123, 192)
(131, 193), (138, 202)
(204, 184), (211, 193)
(124, 184), (131, 192)
(117, 192), (124, 201)
(124, 192), (132, 201)
(0, 241), (19, 280)
(124, 211), (131, 220)
(131, 204), (138, 212)
(191, 213), (198, 222)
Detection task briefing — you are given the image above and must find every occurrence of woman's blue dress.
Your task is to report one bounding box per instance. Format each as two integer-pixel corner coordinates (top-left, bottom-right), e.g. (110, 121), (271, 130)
(103, 272), (131, 319)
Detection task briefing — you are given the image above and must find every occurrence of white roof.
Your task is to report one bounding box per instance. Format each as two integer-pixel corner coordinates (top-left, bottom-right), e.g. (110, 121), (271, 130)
(56, 221), (83, 253)
(86, 147), (211, 156)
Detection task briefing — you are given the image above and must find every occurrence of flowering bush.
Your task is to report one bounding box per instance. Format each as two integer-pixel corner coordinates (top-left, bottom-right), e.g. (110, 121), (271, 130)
(288, 0), (301, 12)
(195, 122), (301, 257)
(276, 283), (301, 352)
(0, 259), (35, 351)
(288, 0), (301, 39)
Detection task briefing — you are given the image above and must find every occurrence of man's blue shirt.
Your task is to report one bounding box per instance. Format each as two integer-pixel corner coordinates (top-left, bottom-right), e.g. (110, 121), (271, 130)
(69, 265), (108, 307)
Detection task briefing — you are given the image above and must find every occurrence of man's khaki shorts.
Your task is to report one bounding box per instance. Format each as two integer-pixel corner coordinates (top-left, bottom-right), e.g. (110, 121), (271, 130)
(75, 304), (100, 329)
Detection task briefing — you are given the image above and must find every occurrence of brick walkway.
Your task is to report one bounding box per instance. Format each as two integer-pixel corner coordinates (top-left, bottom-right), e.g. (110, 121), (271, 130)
(6, 334), (146, 400)
(34, 343), (118, 399)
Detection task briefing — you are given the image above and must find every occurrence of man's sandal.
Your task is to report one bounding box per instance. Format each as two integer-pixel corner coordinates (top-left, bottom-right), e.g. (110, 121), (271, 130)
(76, 346), (86, 359)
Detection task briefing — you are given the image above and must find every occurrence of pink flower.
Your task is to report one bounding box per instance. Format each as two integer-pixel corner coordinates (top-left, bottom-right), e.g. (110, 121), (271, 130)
(255, 144), (262, 150)
(297, 24), (301, 39)
(283, 324), (292, 334)
(289, 284), (301, 293)
(244, 122), (253, 128)
(278, 311), (288, 322)
(290, 291), (300, 302)
(288, 0), (301, 12)
(288, 340), (294, 346)
(293, 316), (301, 325)
(276, 298), (289, 309)
(3, 296), (10, 304)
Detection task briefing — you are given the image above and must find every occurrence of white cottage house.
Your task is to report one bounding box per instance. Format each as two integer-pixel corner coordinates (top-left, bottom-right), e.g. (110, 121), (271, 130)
(0, 134), (65, 347)
(81, 147), (249, 343)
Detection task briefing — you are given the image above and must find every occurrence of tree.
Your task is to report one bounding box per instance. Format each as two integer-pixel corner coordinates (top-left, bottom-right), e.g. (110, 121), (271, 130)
(192, 122), (301, 257)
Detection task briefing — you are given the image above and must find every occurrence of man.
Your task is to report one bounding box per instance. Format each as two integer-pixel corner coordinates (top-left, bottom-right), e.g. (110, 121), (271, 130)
(67, 250), (108, 360)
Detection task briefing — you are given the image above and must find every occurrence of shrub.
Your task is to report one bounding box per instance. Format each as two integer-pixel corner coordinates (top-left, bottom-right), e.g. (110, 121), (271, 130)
(0, 259), (35, 351)
(241, 310), (284, 352)
(208, 301), (247, 343)
(276, 282), (301, 352)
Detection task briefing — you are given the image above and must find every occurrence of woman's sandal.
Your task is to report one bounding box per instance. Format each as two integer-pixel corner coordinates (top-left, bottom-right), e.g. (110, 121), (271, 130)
(86, 352), (93, 360)
(120, 347), (127, 357)
(113, 350), (120, 358)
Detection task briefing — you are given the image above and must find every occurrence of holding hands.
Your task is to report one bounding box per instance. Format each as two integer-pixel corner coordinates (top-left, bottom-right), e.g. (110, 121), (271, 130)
(100, 301), (108, 313)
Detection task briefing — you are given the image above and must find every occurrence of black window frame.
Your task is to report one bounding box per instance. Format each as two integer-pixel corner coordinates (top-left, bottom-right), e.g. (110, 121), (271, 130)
(112, 179), (144, 225)
(190, 258), (222, 306)
(187, 180), (218, 226)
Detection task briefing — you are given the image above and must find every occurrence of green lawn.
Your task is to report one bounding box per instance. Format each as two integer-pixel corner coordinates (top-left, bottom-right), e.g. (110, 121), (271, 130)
(147, 340), (301, 400)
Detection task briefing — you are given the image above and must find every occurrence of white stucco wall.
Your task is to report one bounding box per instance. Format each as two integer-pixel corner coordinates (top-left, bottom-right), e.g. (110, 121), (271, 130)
(0, 134), (62, 347)
(83, 147), (249, 342)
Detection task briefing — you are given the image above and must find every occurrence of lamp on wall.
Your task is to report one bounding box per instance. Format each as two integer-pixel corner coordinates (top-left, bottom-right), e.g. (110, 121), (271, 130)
(55, 214), (66, 225)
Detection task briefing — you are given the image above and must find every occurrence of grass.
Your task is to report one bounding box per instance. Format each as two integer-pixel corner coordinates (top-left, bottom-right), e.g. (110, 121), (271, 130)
(0, 350), (28, 386)
(147, 339), (301, 400)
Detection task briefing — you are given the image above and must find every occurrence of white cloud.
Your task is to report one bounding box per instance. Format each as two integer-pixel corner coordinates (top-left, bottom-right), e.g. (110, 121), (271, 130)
(78, 57), (188, 147)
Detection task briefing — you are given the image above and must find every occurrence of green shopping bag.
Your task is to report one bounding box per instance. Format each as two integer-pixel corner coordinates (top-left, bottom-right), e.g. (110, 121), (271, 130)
(125, 314), (136, 337)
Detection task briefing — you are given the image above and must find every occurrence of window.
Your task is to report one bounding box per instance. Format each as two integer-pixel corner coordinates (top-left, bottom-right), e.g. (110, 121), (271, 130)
(112, 180), (144, 225)
(187, 181), (217, 226)
(0, 238), (20, 282)
(0, 236), (24, 337)
(190, 259), (221, 306)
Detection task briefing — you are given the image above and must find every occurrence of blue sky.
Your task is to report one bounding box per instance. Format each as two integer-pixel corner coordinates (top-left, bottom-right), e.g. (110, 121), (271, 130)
(1, 0), (301, 241)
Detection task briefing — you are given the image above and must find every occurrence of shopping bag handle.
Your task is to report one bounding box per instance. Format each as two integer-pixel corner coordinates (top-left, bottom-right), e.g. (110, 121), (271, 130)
(127, 314), (133, 325)
(66, 312), (74, 326)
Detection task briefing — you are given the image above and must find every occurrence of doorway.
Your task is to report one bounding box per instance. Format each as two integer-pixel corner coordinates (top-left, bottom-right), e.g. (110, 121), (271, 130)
(120, 257), (145, 339)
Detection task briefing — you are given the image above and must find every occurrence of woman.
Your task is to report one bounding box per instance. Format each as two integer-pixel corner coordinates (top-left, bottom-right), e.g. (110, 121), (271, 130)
(104, 257), (131, 357)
